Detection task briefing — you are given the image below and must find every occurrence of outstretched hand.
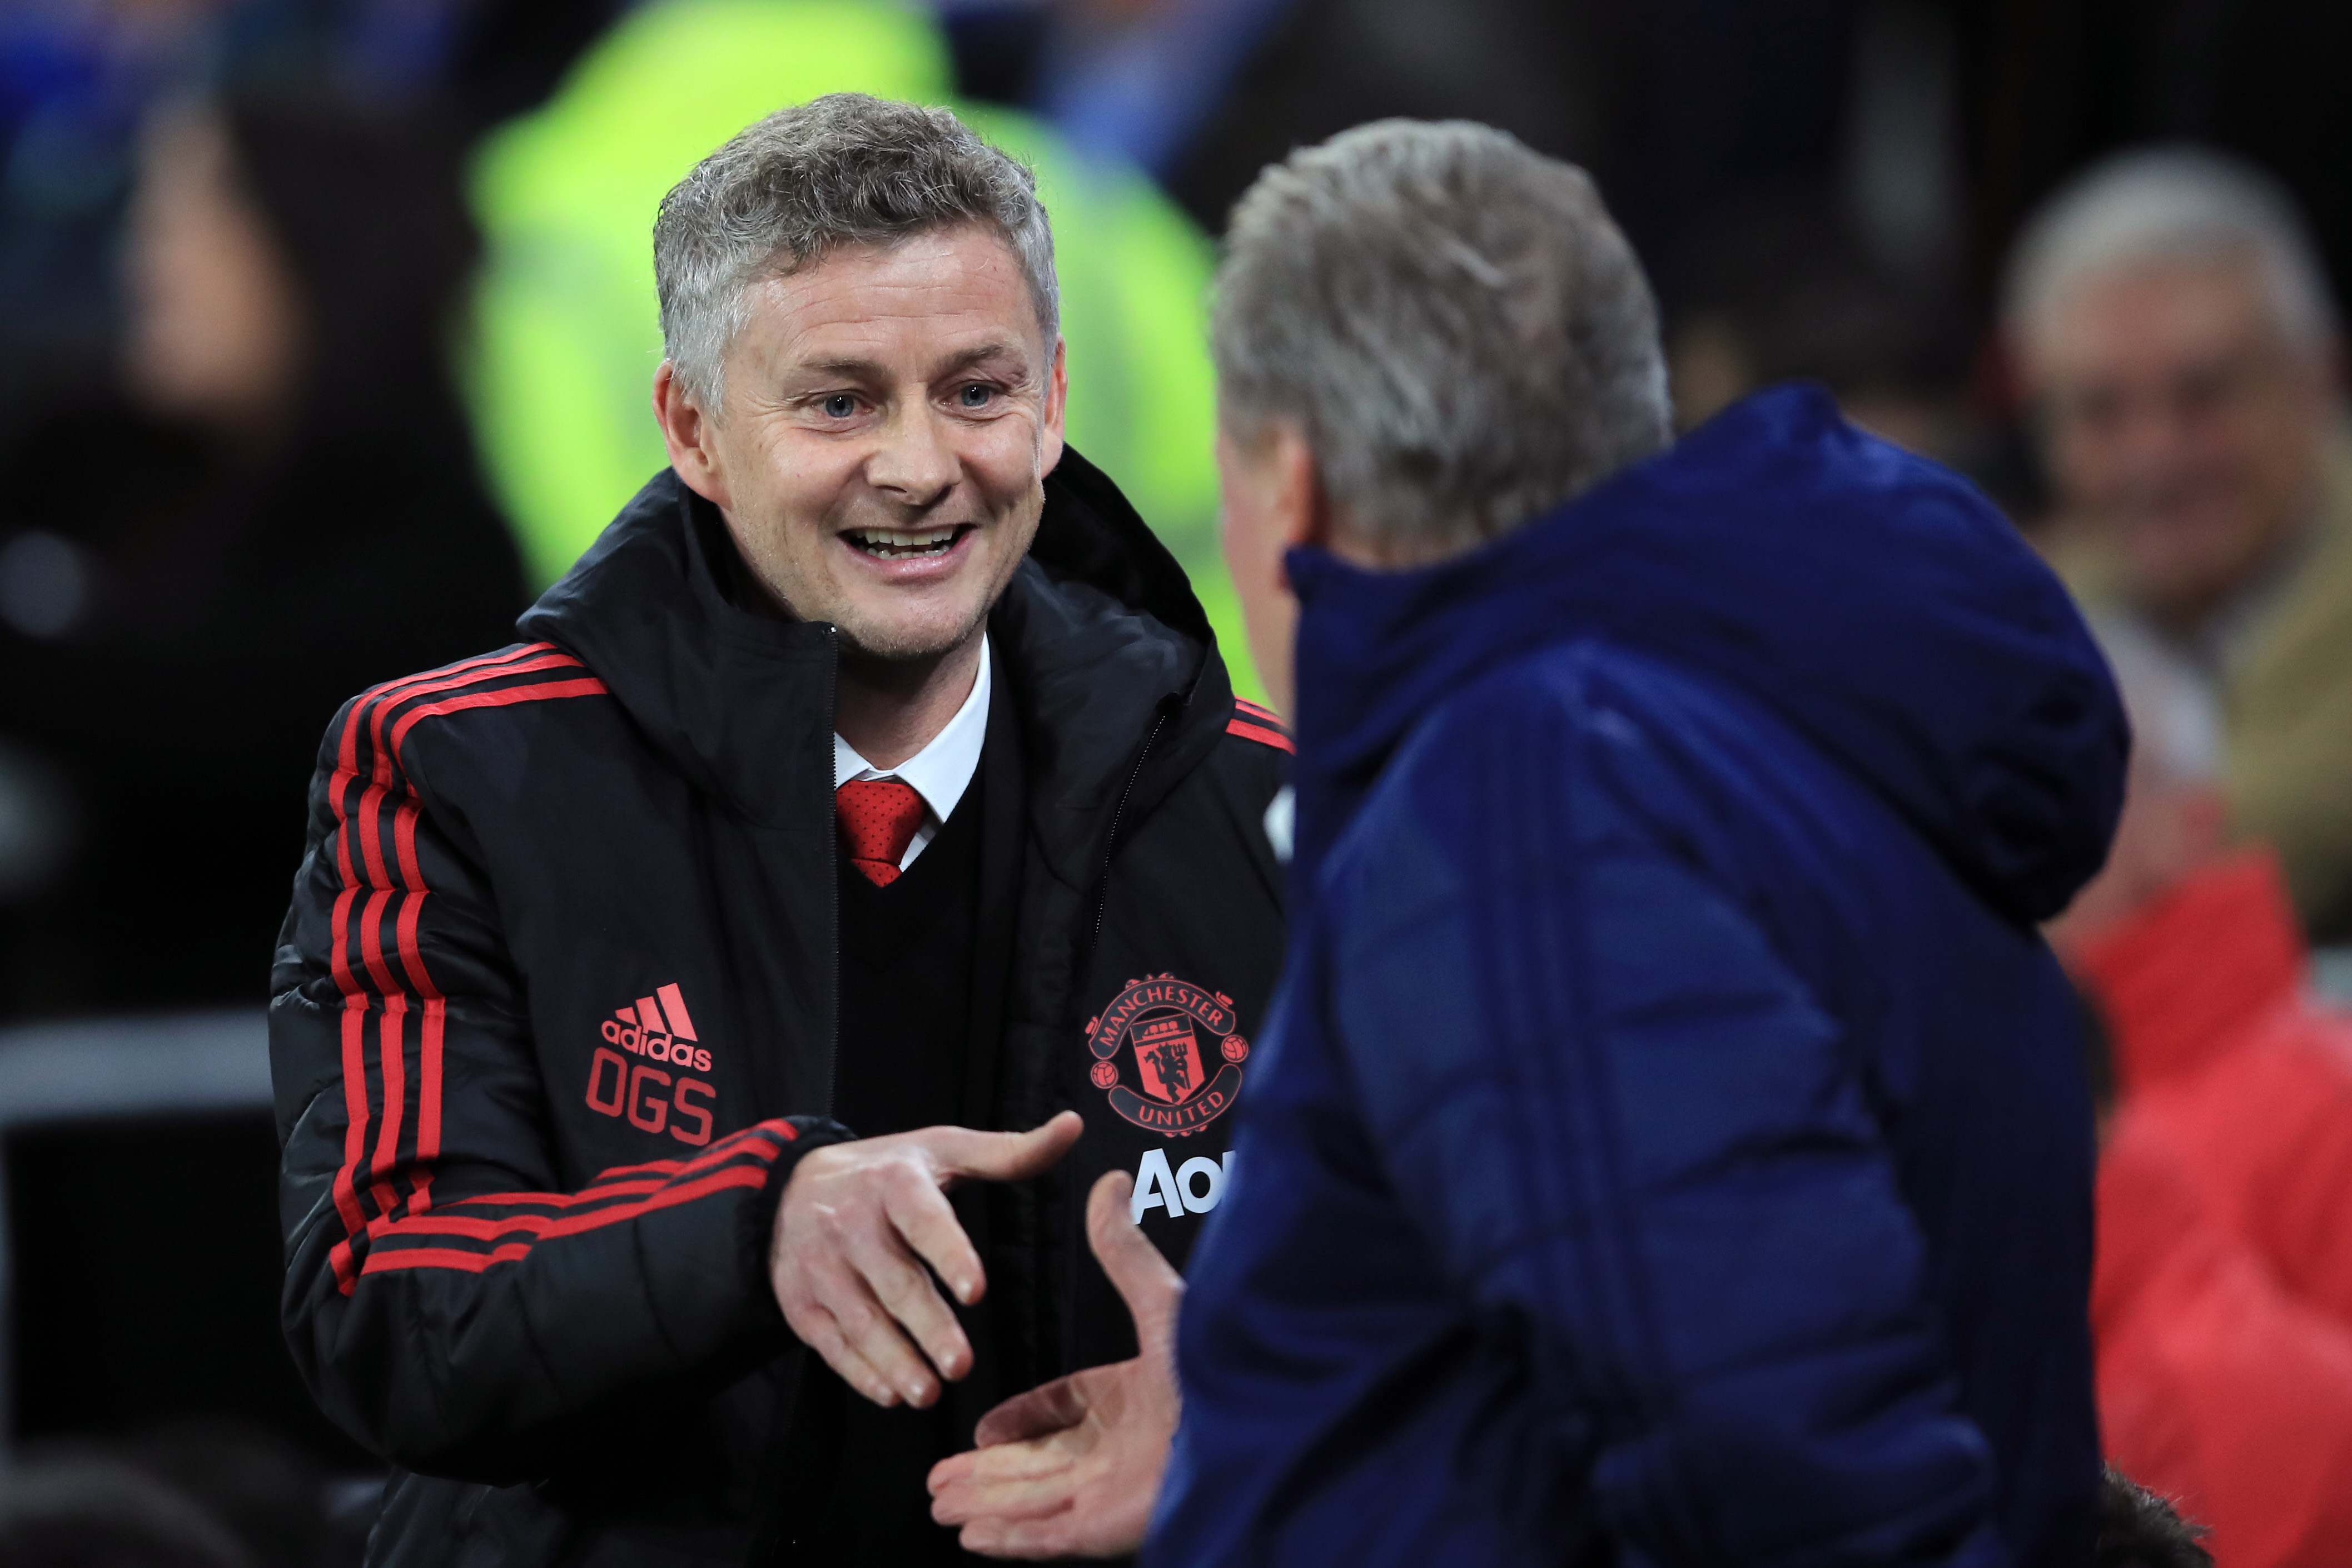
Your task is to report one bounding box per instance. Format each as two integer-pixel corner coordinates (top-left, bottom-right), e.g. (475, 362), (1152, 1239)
(770, 1111), (1083, 1411)
(928, 1171), (1184, 1559)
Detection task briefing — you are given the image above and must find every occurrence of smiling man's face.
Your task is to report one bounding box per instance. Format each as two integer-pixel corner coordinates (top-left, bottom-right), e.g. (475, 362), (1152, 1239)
(658, 222), (1065, 661)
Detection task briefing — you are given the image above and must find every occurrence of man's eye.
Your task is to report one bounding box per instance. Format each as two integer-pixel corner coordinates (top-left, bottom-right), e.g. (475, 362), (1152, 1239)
(822, 394), (858, 419)
(958, 383), (994, 409)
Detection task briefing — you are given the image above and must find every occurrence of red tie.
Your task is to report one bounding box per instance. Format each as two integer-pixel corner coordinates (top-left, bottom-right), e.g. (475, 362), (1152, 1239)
(837, 779), (924, 888)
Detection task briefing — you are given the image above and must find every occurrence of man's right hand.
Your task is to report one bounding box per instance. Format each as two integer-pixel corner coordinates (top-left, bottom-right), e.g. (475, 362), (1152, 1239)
(770, 1111), (1082, 1410)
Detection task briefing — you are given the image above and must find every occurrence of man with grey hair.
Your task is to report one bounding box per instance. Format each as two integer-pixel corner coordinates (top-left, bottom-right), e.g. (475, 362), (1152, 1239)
(270, 93), (1289, 1565)
(1145, 121), (2126, 1565)
(2009, 146), (2352, 941)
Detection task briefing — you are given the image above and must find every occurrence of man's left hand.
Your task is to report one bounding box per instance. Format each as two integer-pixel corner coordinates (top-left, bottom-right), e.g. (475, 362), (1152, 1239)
(928, 1171), (1182, 1558)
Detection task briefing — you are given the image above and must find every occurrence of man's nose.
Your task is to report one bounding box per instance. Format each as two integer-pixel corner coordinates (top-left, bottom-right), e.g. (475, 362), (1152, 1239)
(2100, 393), (2201, 489)
(867, 402), (959, 507)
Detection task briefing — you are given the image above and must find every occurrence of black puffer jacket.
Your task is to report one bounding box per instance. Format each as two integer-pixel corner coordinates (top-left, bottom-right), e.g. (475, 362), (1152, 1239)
(269, 452), (1290, 1565)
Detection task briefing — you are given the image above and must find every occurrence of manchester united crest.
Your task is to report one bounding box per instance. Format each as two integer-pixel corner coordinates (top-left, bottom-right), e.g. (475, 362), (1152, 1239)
(1085, 974), (1249, 1137)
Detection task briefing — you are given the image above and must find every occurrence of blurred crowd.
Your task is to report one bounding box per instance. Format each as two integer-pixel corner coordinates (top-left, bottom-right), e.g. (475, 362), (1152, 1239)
(6, 0), (2352, 1563)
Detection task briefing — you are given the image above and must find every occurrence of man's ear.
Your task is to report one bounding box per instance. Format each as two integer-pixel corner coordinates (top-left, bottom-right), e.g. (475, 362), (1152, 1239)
(1270, 425), (1334, 554)
(1038, 335), (1069, 479)
(653, 361), (730, 509)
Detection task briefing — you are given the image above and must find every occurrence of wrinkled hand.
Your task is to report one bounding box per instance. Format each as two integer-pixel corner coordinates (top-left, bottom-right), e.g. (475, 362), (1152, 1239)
(771, 1111), (1082, 1410)
(928, 1171), (1184, 1558)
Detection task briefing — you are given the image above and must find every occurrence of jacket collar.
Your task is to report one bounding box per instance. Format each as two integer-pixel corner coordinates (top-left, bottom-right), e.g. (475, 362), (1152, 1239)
(517, 450), (1232, 884)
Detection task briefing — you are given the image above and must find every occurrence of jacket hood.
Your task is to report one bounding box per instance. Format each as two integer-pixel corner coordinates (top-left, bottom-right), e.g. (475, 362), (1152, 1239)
(1287, 383), (2127, 923)
(517, 449), (1226, 884)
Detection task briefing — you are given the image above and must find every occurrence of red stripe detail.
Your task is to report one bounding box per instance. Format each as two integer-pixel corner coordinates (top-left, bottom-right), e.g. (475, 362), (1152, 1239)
(369, 998), (407, 1220)
(338, 644), (557, 779)
(326, 887), (370, 1295)
(1234, 698), (1287, 726)
(412, 1003), (442, 1218)
(356, 885), (404, 1227)
(357, 643), (563, 752)
(356, 774), (392, 895)
(444, 1127), (791, 1211)
(637, 994), (667, 1036)
(439, 1179), (669, 1211)
(392, 796), (428, 894)
(387, 678), (609, 760)
(397, 900), (440, 1214)
(657, 983), (698, 1042)
(323, 672), (390, 1295)
(435, 1165), (760, 1217)
(321, 658), (763, 1291)
(320, 649), (577, 1290)
(356, 889), (399, 1005)
(590, 1155), (684, 1181)
(365, 1170), (756, 1235)
(367, 649), (582, 788)
(350, 773), (409, 1236)
(363, 1243), (532, 1275)
(361, 1164), (774, 1272)
(393, 802), (442, 1215)
(1227, 718), (1296, 753)
(600, 1122), (795, 1179)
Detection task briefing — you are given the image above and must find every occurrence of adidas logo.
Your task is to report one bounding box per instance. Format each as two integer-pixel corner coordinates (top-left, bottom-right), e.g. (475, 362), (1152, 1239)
(598, 982), (713, 1073)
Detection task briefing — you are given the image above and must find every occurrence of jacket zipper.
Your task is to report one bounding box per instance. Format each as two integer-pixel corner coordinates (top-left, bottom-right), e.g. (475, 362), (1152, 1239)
(823, 625), (841, 1118)
(1090, 701), (1172, 951)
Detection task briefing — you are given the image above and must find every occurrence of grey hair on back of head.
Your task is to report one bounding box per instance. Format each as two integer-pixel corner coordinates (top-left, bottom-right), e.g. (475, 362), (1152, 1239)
(654, 92), (1059, 410)
(1213, 119), (1672, 559)
(2002, 143), (2337, 352)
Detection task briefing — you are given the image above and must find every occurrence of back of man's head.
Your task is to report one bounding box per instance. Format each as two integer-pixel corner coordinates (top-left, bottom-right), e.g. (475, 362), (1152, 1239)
(1214, 120), (1672, 563)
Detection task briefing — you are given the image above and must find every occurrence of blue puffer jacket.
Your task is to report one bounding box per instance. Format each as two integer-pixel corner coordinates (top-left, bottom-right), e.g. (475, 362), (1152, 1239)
(1146, 386), (2126, 1568)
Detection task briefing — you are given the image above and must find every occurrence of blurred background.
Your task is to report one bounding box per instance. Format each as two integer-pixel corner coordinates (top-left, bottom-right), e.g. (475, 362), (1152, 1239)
(5, 0), (2352, 1562)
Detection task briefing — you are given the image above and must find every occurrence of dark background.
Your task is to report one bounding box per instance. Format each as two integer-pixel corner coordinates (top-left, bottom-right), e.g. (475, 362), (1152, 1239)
(3, 0), (2349, 1555)
(7, 1112), (369, 1468)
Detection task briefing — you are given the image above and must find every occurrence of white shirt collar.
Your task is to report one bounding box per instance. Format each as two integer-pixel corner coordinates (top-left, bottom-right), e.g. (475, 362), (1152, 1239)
(832, 636), (991, 859)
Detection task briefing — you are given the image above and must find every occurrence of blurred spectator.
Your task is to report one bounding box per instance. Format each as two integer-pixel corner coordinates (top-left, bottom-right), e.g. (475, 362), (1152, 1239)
(1955, 0), (2352, 341)
(2088, 1043), (2352, 1568)
(0, 0), (223, 427)
(2065, 838), (2352, 1326)
(2051, 638), (2352, 1567)
(0, 0), (623, 450)
(2010, 146), (2352, 941)
(2055, 729), (2352, 1344)
(0, 89), (525, 1015)
(1026, 0), (1294, 184)
(2044, 608), (2234, 963)
(461, 0), (1259, 691)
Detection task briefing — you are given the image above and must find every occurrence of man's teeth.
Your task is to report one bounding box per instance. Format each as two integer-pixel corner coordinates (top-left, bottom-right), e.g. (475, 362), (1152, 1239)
(846, 527), (962, 558)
